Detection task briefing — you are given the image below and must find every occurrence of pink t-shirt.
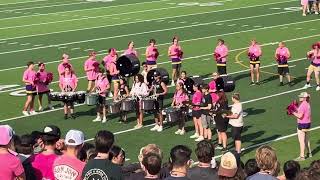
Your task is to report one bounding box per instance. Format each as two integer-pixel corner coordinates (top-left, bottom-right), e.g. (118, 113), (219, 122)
(84, 59), (99, 81)
(35, 71), (50, 93)
(311, 50), (320, 65)
(208, 80), (216, 92)
(169, 44), (182, 59)
(301, 0), (308, 5)
(297, 101), (311, 124)
(146, 45), (158, 61)
(192, 90), (203, 110)
(214, 44), (228, 62)
(58, 62), (73, 76)
(210, 92), (219, 103)
(23, 68), (36, 84)
(108, 62), (119, 76)
(59, 73), (78, 91)
(276, 47), (289, 58)
(31, 153), (59, 180)
(124, 48), (138, 57)
(53, 155), (85, 180)
(248, 44), (262, 57)
(0, 153), (24, 180)
(173, 90), (189, 106)
(96, 75), (110, 97)
(103, 54), (116, 70)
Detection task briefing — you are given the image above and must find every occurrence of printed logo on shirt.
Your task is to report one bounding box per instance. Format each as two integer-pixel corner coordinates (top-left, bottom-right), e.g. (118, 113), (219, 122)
(83, 169), (109, 180)
(54, 165), (79, 180)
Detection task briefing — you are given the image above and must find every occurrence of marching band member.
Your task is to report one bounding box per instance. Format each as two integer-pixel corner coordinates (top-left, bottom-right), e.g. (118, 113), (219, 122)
(35, 62), (53, 111)
(189, 83), (204, 142)
(248, 40), (262, 85)
(123, 41), (138, 57)
(119, 78), (130, 123)
(176, 71), (187, 86)
(108, 53), (121, 100)
(171, 82), (189, 135)
(150, 72), (168, 132)
(59, 65), (78, 119)
(208, 72), (219, 93)
(103, 48), (117, 97)
(168, 36), (183, 86)
(93, 69), (110, 123)
(145, 39), (159, 71)
(304, 43), (320, 91)
(275, 42), (292, 86)
(141, 62), (148, 84)
(200, 84), (213, 141)
(292, 92), (312, 161)
(84, 51), (100, 93)
(58, 53), (73, 77)
(130, 74), (149, 129)
(213, 39), (229, 75)
(22, 61), (37, 116)
(301, 0), (308, 16)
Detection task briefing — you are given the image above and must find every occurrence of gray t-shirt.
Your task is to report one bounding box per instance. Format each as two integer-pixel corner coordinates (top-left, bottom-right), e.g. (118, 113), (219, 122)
(247, 173), (278, 180)
(187, 166), (218, 180)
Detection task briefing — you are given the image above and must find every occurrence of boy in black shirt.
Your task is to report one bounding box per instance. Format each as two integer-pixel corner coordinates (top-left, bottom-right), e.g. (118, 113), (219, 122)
(200, 84), (213, 141)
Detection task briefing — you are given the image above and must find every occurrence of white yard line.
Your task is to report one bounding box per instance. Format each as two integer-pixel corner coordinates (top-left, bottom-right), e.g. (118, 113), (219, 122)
(0, 0), (48, 6)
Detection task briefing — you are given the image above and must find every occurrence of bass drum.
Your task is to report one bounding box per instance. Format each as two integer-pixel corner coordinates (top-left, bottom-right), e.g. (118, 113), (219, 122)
(147, 68), (170, 85)
(184, 76), (204, 94)
(116, 54), (140, 77)
(216, 75), (235, 92)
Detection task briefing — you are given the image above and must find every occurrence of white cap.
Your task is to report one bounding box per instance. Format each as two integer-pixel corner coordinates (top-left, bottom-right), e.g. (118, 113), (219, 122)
(65, 130), (84, 146)
(298, 92), (309, 98)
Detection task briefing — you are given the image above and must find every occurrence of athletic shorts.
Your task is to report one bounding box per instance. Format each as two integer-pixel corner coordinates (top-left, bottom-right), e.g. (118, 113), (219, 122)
(231, 126), (243, 141)
(25, 85), (36, 95)
(298, 123), (311, 131)
(215, 117), (229, 132)
(146, 60), (157, 65)
(172, 63), (182, 70)
(111, 75), (120, 83)
(250, 61), (260, 68)
(201, 114), (212, 129)
(98, 95), (106, 105)
(192, 109), (202, 119)
(217, 66), (227, 75)
(308, 64), (320, 72)
(278, 66), (289, 75)
(154, 99), (164, 113)
(63, 100), (74, 108)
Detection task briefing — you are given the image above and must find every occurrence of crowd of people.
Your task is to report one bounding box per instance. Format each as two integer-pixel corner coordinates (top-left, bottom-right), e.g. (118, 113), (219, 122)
(0, 124), (319, 180)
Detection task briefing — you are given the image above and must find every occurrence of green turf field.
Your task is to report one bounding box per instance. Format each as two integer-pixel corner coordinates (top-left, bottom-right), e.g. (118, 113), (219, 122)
(0, 0), (319, 166)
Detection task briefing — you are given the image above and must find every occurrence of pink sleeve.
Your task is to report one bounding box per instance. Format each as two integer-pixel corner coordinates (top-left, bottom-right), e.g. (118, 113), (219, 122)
(209, 81), (216, 90)
(84, 60), (89, 70)
(222, 46), (228, 57)
(13, 159), (24, 177)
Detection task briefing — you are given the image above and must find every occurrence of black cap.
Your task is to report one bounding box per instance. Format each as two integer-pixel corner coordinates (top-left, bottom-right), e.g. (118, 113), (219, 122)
(39, 125), (61, 138)
(20, 134), (37, 146)
(153, 71), (161, 77)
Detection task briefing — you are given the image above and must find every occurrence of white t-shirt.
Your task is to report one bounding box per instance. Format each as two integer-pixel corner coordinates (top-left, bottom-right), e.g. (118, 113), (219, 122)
(229, 102), (243, 127)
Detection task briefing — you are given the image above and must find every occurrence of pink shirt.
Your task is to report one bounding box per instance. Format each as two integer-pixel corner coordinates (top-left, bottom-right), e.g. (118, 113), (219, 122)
(109, 62), (119, 76)
(146, 45), (158, 61)
(84, 58), (99, 81)
(276, 47), (290, 58)
(208, 80), (216, 92)
(176, 78), (186, 85)
(210, 93), (219, 103)
(214, 44), (228, 62)
(103, 54), (116, 70)
(96, 75), (110, 97)
(23, 68), (36, 84)
(31, 153), (59, 180)
(35, 71), (50, 93)
(301, 0), (308, 5)
(248, 44), (262, 57)
(59, 73), (78, 91)
(192, 90), (203, 110)
(169, 44), (182, 59)
(297, 101), (311, 124)
(311, 50), (320, 65)
(53, 155), (85, 180)
(58, 62), (73, 76)
(173, 90), (189, 106)
(0, 153), (24, 180)
(124, 48), (138, 57)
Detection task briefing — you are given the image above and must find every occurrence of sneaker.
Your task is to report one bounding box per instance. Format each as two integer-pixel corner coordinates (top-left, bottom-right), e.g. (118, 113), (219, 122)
(71, 114), (76, 119)
(102, 117), (107, 123)
(255, 81), (260, 85)
(250, 82), (255, 86)
(175, 129), (182, 134)
(215, 144), (223, 150)
(195, 136), (204, 142)
(302, 13), (307, 16)
(190, 133), (199, 139)
(304, 84), (311, 89)
(279, 82), (284, 86)
(150, 125), (159, 131)
(179, 130), (185, 135)
(315, 11), (319, 15)
(294, 156), (305, 161)
(29, 111), (38, 115)
(307, 152), (313, 158)
(316, 86), (320, 91)
(157, 126), (163, 132)
(136, 124), (143, 129)
(48, 104), (54, 110)
(93, 116), (101, 122)
(108, 92), (113, 97)
(22, 111), (29, 116)
(38, 106), (43, 112)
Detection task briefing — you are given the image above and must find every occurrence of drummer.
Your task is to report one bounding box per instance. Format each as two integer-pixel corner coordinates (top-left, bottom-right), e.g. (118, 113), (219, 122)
(22, 61), (37, 116)
(141, 62), (148, 84)
(119, 78), (130, 123)
(93, 68), (110, 123)
(208, 72), (219, 93)
(177, 71), (187, 85)
(35, 62), (53, 111)
(150, 71), (168, 132)
(145, 39), (159, 72)
(213, 39), (228, 75)
(58, 53), (73, 77)
(168, 36), (183, 86)
(102, 48), (118, 97)
(84, 51), (100, 93)
(59, 65), (78, 119)
(171, 82), (189, 135)
(130, 74), (149, 129)
(123, 41), (138, 57)
(108, 53), (121, 101)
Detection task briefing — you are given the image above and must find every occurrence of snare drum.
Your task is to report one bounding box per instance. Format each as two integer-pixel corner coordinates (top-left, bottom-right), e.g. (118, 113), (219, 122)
(57, 92), (66, 101)
(107, 101), (121, 114)
(141, 97), (155, 111)
(165, 107), (182, 123)
(48, 92), (60, 101)
(76, 91), (86, 104)
(64, 92), (77, 102)
(86, 93), (98, 106)
(121, 98), (136, 112)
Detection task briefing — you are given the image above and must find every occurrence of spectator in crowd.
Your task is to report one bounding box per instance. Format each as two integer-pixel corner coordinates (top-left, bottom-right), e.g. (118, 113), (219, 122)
(82, 130), (124, 180)
(53, 129), (86, 180)
(188, 140), (218, 180)
(309, 160), (320, 174)
(0, 125), (26, 180)
(78, 142), (96, 162)
(244, 159), (259, 177)
(278, 160), (300, 180)
(295, 168), (320, 180)
(30, 125), (61, 180)
(218, 151), (245, 180)
(140, 153), (162, 180)
(247, 145), (279, 180)
(165, 145), (192, 180)
(109, 145), (126, 166)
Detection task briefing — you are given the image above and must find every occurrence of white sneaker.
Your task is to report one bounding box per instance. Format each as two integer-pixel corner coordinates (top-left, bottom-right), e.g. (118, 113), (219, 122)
(29, 111), (38, 115)
(102, 117), (107, 123)
(315, 11), (319, 15)
(38, 106), (43, 112)
(190, 133), (199, 139)
(108, 92), (113, 97)
(150, 125), (159, 131)
(48, 104), (54, 110)
(179, 130), (185, 135)
(316, 86), (320, 91)
(175, 129), (182, 134)
(304, 84), (311, 89)
(195, 136), (204, 142)
(93, 116), (101, 122)
(302, 13), (307, 16)
(157, 126), (163, 132)
(22, 111), (29, 116)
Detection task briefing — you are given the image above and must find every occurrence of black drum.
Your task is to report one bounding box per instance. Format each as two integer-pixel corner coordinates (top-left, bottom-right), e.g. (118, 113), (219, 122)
(141, 97), (155, 111)
(116, 54), (140, 77)
(184, 76), (204, 94)
(121, 98), (136, 112)
(216, 75), (235, 92)
(147, 68), (170, 85)
(65, 92), (77, 102)
(48, 92), (60, 101)
(76, 91), (86, 104)
(107, 101), (121, 114)
(57, 93), (66, 101)
(165, 107), (182, 123)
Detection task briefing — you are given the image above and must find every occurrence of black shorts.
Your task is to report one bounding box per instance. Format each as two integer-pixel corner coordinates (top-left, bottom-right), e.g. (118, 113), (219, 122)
(154, 99), (164, 113)
(98, 95), (106, 105)
(250, 63), (260, 68)
(215, 117), (229, 132)
(37, 90), (50, 95)
(192, 110), (202, 119)
(146, 60), (157, 65)
(231, 126), (243, 141)
(63, 100), (74, 108)
(217, 66), (227, 75)
(278, 66), (289, 75)
(298, 123), (311, 131)
(172, 63), (182, 70)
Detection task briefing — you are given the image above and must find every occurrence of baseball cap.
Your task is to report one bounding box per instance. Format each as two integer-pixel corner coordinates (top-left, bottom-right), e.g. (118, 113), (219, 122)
(65, 130), (85, 146)
(39, 125), (61, 138)
(0, 125), (14, 146)
(298, 92), (309, 98)
(218, 151), (240, 177)
(153, 71), (161, 77)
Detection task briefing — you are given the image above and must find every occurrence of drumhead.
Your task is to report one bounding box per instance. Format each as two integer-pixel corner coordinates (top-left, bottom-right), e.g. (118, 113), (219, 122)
(146, 68), (170, 85)
(116, 54), (140, 77)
